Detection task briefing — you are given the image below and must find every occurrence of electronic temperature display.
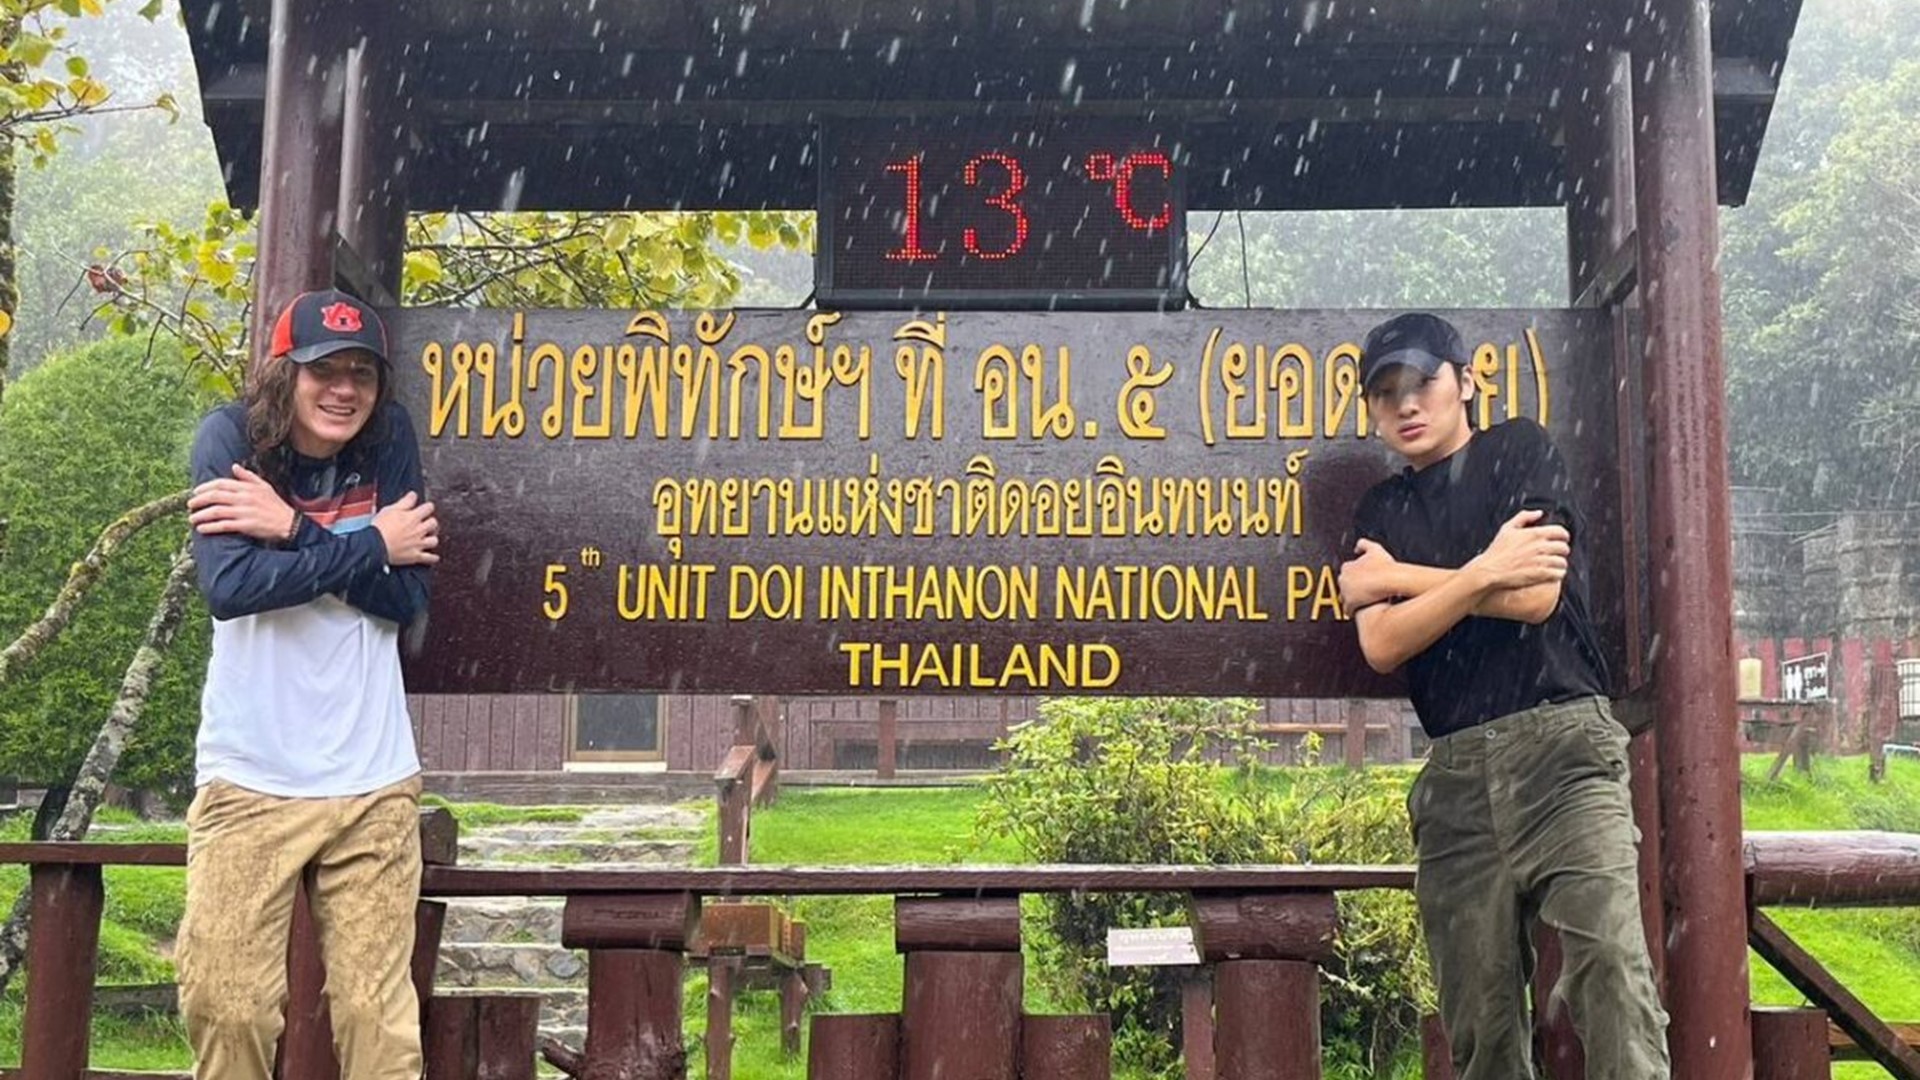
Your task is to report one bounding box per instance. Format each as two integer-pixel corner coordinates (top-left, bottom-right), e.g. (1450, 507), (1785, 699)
(816, 122), (1187, 310)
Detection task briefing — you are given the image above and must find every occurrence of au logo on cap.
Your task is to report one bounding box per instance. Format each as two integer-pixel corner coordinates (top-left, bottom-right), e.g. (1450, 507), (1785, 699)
(321, 302), (365, 334)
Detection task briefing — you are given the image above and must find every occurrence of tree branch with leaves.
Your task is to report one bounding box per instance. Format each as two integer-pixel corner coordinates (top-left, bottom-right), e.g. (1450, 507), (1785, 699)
(0, 487), (185, 686)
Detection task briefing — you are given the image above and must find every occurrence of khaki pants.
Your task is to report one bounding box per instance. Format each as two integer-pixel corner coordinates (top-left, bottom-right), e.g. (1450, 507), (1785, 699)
(1409, 698), (1669, 1080)
(177, 776), (425, 1080)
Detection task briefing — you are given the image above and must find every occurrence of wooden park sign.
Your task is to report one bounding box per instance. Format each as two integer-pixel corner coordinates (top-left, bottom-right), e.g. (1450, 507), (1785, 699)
(393, 308), (1624, 696)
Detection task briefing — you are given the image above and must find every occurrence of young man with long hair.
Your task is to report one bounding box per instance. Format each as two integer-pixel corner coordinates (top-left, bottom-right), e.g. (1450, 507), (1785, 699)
(177, 289), (439, 1080)
(1339, 313), (1668, 1080)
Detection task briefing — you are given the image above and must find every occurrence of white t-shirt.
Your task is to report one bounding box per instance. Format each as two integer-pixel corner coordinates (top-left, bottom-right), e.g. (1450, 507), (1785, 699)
(197, 594), (420, 796)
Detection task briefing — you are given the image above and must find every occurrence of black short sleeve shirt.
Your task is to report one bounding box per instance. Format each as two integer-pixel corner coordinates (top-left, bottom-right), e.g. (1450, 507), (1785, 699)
(1348, 418), (1609, 738)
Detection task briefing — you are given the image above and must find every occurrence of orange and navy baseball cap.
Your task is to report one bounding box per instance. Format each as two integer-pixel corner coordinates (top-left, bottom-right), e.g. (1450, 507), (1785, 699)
(269, 289), (389, 366)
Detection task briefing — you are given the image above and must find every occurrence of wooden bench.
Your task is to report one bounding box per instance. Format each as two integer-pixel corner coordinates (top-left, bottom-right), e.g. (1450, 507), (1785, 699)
(689, 902), (832, 1078)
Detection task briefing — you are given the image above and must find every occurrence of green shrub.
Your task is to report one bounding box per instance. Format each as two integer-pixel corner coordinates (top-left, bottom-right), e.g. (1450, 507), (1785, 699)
(1264, 744), (1428, 1074)
(977, 701), (1430, 1077)
(0, 337), (212, 803)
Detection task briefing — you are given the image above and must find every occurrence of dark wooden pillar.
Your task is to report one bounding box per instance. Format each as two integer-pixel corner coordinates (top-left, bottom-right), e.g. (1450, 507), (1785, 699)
(897, 896), (1022, 1080)
(20, 863), (104, 1080)
(807, 1015), (899, 1079)
(1215, 961), (1320, 1080)
(706, 955), (741, 1080)
(249, 0), (348, 374)
(1021, 1015), (1112, 1080)
(1749, 1007), (1830, 1080)
(877, 699), (899, 779)
(1565, 53), (1668, 1074)
(1420, 1014), (1455, 1080)
(1529, 925), (1585, 1080)
(338, 1), (410, 303)
(424, 994), (540, 1080)
(413, 900), (447, 1037)
(1182, 970), (1216, 1080)
(1191, 892), (1336, 1080)
(561, 893), (699, 1079)
(1632, 0), (1754, 1075)
(1566, 49), (1636, 306)
(277, 875), (337, 1080)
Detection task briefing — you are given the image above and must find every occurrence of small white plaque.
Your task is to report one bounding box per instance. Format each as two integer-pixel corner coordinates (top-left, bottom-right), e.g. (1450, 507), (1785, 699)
(1106, 926), (1200, 967)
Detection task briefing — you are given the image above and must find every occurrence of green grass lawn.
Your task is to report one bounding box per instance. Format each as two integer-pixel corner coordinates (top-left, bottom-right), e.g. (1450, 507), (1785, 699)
(1741, 753), (1920, 1080)
(0, 759), (1915, 1077)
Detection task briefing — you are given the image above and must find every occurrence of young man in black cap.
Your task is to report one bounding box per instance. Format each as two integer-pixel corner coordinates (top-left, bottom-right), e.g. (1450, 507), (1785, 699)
(177, 289), (439, 1080)
(1340, 312), (1668, 1080)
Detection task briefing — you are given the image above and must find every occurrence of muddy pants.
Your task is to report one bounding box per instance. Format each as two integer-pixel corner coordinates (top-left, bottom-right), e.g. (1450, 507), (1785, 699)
(176, 775), (424, 1080)
(1409, 697), (1669, 1080)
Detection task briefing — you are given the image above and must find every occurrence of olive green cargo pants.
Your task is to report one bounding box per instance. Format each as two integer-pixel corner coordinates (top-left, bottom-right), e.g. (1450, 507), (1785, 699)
(176, 775), (425, 1080)
(1409, 697), (1670, 1080)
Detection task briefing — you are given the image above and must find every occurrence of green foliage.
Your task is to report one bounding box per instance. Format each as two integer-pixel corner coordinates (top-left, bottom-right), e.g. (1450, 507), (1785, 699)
(0, 334), (209, 796)
(0, 0), (173, 165)
(402, 210), (812, 312)
(96, 206), (815, 393)
(14, 114), (222, 373)
(1260, 744), (1428, 1074)
(88, 198), (252, 394)
(1721, 0), (1920, 510)
(1184, 207), (1564, 310)
(977, 701), (1429, 1077)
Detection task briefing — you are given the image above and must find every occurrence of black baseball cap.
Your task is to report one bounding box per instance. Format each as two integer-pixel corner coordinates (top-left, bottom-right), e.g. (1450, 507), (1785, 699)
(269, 289), (388, 366)
(1359, 313), (1467, 391)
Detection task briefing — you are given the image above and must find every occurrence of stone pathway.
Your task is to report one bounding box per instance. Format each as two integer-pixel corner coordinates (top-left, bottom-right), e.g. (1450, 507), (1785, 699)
(433, 802), (707, 1050)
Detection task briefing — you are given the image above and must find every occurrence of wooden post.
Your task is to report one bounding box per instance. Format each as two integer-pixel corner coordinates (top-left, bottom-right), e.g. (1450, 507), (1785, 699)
(1021, 1015), (1112, 1080)
(715, 769), (750, 866)
(898, 896), (1022, 1080)
(1344, 703), (1367, 768)
(20, 863), (103, 1080)
(413, 900), (448, 1043)
(1188, 893), (1337, 965)
(562, 893), (699, 1080)
(1421, 1014), (1455, 1080)
(780, 969), (809, 1057)
(585, 951), (688, 1080)
(249, 0), (348, 374)
(337, 0), (408, 304)
(1750, 1007), (1830, 1080)
(1182, 970), (1216, 1080)
(277, 874), (337, 1080)
(1191, 892), (1336, 1080)
(1568, 35), (1672, 1006)
(877, 699), (898, 779)
(716, 696), (760, 865)
(706, 955), (741, 1080)
(425, 995), (541, 1080)
(752, 696), (782, 807)
(475, 996), (542, 1079)
(808, 1015), (899, 1080)
(1633, 0), (1755, 1069)
(1629, 725), (1668, 987)
(1529, 924), (1585, 1080)
(732, 694), (758, 747)
(1214, 961), (1320, 1080)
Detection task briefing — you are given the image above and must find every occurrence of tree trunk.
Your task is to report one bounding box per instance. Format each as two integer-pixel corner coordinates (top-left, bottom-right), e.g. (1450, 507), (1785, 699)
(0, 13), (20, 415)
(0, 537), (196, 995)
